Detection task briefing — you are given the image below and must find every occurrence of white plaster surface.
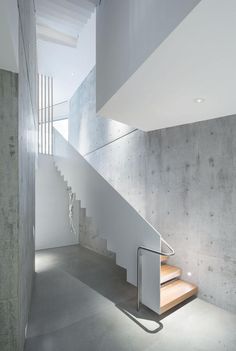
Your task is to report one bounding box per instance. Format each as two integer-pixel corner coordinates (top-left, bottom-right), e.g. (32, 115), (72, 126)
(96, 0), (200, 114)
(36, 154), (78, 250)
(38, 11), (96, 104)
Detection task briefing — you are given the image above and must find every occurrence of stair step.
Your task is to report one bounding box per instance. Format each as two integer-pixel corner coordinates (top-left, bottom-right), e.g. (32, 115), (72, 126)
(160, 265), (181, 284)
(160, 255), (168, 263)
(160, 279), (198, 314)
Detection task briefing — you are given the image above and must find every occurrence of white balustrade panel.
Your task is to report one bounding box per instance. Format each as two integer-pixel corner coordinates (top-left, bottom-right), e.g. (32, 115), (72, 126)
(53, 129), (161, 313)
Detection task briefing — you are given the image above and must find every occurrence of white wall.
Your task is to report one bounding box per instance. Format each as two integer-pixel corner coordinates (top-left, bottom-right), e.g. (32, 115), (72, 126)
(96, 0), (200, 112)
(36, 154), (78, 250)
(37, 11), (96, 104)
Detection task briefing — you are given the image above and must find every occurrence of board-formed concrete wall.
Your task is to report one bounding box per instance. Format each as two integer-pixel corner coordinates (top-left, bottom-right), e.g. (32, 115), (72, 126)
(0, 69), (19, 351)
(18, 0), (37, 349)
(69, 68), (134, 257)
(0, 1), (37, 350)
(69, 68), (135, 156)
(69, 68), (236, 313)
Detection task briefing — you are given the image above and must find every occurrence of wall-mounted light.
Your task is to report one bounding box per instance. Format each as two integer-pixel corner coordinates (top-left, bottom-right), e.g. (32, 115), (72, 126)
(194, 98), (205, 103)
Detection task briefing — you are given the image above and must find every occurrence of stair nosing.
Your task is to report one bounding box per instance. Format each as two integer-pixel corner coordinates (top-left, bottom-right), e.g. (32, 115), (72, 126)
(160, 264), (182, 284)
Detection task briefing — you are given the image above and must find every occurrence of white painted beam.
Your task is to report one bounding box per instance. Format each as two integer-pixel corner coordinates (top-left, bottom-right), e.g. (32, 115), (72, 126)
(36, 0), (89, 24)
(67, 0), (94, 12)
(49, 0), (92, 20)
(36, 15), (81, 38)
(36, 11), (83, 35)
(37, 24), (78, 48)
(36, 3), (86, 27)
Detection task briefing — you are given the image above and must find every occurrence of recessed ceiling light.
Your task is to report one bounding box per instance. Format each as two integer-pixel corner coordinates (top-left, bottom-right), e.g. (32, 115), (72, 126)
(194, 97), (205, 103)
(187, 272), (192, 276)
(71, 72), (75, 77)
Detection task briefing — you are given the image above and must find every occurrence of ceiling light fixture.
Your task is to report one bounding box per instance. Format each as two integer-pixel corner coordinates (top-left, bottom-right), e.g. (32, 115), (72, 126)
(194, 97), (205, 103)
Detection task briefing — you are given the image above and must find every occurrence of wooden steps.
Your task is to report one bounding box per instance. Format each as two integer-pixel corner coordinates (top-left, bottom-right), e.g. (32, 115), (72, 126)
(159, 253), (197, 314)
(160, 264), (181, 284)
(160, 255), (168, 263)
(160, 279), (198, 314)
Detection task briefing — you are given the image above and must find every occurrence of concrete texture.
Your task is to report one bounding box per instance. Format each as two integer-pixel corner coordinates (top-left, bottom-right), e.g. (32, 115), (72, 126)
(0, 1), (37, 350)
(86, 120), (236, 313)
(0, 69), (19, 350)
(69, 68), (135, 156)
(18, 0), (37, 349)
(96, 0), (201, 112)
(69, 67), (136, 257)
(25, 245), (236, 351)
(69, 70), (236, 313)
(69, 67), (135, 258)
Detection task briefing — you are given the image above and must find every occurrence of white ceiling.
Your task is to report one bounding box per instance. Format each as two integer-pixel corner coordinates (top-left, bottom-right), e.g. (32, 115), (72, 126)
(37, 11), (96, 104)
(35, 0), (95, 47)
(98, 0), (236, 131)
(0, 0), (18, 73)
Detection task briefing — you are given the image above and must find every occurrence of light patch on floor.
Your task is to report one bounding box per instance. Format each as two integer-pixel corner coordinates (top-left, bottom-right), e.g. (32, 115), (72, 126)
(25, 245), (236, 351)
(35, 252), (59, 272)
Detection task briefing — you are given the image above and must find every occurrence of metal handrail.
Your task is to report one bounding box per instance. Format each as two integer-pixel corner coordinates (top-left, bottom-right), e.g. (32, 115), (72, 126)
(137, 237), (175, 311)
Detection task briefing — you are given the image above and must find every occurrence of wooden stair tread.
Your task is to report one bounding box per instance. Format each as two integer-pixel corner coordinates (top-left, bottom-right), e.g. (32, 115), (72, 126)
(160, 279), (198, 314)
(160, 264), (181, 284)
(160, 255), (168, 263)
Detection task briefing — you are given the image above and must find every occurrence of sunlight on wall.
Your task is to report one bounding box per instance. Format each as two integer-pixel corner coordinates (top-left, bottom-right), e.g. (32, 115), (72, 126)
(54, 119), (68, 141)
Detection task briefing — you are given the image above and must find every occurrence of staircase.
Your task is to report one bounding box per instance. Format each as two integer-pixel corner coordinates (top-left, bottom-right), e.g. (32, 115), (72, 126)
(160, 257), (197, 314)
(53, 129), (198, 314)
(54, 163), (116, 259)
(78, 199), (115, 259)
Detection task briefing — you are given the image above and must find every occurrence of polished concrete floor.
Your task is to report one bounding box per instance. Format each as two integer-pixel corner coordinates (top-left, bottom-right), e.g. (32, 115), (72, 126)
(25, 245), (236, 351)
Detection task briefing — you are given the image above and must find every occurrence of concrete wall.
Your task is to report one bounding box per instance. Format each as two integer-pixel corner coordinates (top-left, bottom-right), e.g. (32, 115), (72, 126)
(0, 69), (19, 351)
(18, 1), (37, 349)
(0, 1), (37, 350)
(69, 67), (135, 257)
(96, 0), (201, 112)
(36, 155), (78, 250)
(69, 68), (135, 156)
(69, 70), (236, 313)
(0, 0), (19, 72)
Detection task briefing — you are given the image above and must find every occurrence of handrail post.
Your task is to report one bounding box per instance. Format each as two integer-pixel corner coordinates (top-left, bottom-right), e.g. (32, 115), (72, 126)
(137, 247), (141, 311)
(136, 239), (175, 312)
